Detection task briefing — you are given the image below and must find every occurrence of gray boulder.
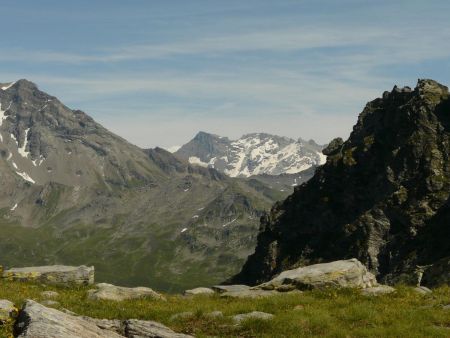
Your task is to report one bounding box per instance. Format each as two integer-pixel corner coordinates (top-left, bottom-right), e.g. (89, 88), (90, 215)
(2, 265), (94, 286)
(413, 286), (432, 295)
(0, 299), (16, 323)
(232, 311), (274, 323)
(15, 300), (123, 338)
(125, 319), (193, 338)
(257, 259), (377, 291)
(183, 287), (214, 296)
(221, 289), (279, 299)
(361, 285), (395, 296)
(87, 283), (165, 302)
(40, 291), (60, 299)
(211, 285), (250, 293)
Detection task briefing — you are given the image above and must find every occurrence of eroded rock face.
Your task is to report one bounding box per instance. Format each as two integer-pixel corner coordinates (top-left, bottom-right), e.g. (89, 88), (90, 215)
(15, 300), (123, 338)
(232, 79), (450, 286)
(257, 259), (377, 291)
(2, 265), (94, 286)
(87, 283), (165, 302)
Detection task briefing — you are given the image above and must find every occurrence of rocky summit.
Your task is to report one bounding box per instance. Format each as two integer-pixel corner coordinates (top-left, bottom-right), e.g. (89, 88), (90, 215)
(0, 79), (282, 292)
(232, 79), (450, 287)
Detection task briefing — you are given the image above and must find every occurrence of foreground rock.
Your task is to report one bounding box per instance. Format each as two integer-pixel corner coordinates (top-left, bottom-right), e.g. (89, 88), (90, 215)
(125, 319), (193, 338)
(0, 299), (17, 323)
(221, 289), (279, 299)
(15, 300), (123, 338)
(183, 287), (214, 296)
(232, 311), (274, 323)
(257, 259), (377, 291)
(2, 265), (94, 286)
(15, 300), (192, 338)
(88, 283), (165, 302)
(361, 285), (395, 296)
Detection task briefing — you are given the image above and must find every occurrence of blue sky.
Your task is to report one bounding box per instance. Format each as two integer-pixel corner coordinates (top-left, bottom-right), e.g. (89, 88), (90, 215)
(1, 0), (449, 148)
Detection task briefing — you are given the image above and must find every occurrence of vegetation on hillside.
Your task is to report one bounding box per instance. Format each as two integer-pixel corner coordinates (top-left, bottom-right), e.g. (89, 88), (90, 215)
(1, 280), (449, 337)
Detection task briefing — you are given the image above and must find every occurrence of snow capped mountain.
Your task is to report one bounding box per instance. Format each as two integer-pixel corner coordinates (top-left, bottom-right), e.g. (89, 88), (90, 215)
(175, 132), (326, 178)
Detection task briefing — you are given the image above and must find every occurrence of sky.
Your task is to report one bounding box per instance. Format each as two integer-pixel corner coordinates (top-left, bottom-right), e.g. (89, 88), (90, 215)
(1, 0), (449, 149)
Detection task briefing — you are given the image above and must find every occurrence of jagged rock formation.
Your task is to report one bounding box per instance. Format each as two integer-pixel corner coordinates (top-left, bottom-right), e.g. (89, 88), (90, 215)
(0, 80), (281, 291)
(232, 79), (450, 287)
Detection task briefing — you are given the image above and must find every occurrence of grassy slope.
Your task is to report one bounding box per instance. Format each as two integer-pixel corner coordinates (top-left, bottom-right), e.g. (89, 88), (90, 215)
(0, 281), (449, 337)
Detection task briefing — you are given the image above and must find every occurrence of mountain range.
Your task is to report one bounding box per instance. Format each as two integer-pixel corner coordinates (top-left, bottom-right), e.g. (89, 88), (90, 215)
(0, 79), (290, 292)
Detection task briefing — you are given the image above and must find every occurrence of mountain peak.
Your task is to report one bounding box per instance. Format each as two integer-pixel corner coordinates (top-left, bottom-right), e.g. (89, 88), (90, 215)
(232, 79), (450, 286)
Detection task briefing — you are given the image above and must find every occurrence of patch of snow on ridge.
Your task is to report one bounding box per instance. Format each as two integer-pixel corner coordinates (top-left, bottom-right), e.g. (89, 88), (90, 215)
(181, 228), (188, 233)
(188, 156), (209, 167)
(16, 171), (35, 184)
(10, 203), (17, 211)
(18, 128), (31, 158)
(0, 101), (9, 127)
(166, 145), (181, 153)
(222, 218), (237, 227)
(1, 81), (16, 91)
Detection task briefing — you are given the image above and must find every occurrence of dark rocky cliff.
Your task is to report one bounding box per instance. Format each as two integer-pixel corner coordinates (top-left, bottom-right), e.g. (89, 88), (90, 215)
(232, 79), (450, 287)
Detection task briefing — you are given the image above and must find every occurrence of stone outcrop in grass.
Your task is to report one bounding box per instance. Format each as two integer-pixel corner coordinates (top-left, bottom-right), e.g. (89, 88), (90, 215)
(2, 265), (94, 286)
(0, 299), (17, 323)
(15, 300), (192, 338)
(256, 259), (377, 291)
(87, 283), (165, 302)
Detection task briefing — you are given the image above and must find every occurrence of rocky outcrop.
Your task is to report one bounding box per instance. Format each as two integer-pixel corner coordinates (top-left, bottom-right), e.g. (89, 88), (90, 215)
(232, 311), (274, 323)
(15, 300), (124, 338)
(360, 285), (395, 296)
(87, 283), (165, 302)
(232, 79), (450, 287)
(2, 265), (94, 286)
(125, 319), (192, 338)
(14, 300), (192, 338)
(183, 287), (214, 296)
(0, 299), (17, 323)
(256, 259), (377, 291)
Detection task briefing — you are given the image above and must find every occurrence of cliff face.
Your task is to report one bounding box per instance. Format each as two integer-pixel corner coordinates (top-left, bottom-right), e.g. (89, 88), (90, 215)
(232, 79), (450, 287)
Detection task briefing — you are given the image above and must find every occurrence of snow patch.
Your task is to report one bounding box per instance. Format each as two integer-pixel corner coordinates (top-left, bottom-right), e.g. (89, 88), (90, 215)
(15, 171), (35, 184)
(18, 128), (31, 158)
(1, 81), (16, 91)
(222, 218), (237, 227)
(188, 156), (209, 167)
(10, 203), (17, 211)
(192, 215), (199, 219)
(166, 145), (181, 153)
(181, 228), (188, 233)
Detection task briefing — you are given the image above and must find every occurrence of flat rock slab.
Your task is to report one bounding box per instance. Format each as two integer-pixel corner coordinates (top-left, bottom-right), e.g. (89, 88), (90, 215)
(361, 285), (396, 296)
(0, 299), (16, 322)
(88, 283), (165, 302)
(183, 287), (215, 296)
(221, 289), (279, 299)
(40, 291), (60, 299)
(212, 285), (251, 293)
(15, 300), (192, 338)
(232, 311), (274, 323)
(2, 265), (94, 286)
(15, 300), (123, 338)
(414, 286), (432, 295)
(125, 319), (193, 338)
(258, 259), (377, 291)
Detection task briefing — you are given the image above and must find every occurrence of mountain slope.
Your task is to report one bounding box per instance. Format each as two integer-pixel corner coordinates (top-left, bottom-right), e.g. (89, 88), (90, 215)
(232, 79), (450, 287)
(0, 80), (281, 291)
(175, 132), (325, 177)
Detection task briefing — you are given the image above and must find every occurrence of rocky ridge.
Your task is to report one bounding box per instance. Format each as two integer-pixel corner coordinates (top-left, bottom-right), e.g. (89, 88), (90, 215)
(232, 79), (450, 287)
